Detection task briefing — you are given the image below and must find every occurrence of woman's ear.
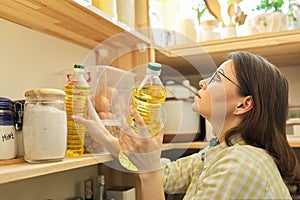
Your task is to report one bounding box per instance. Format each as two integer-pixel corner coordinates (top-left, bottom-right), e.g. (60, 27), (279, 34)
(234, 96), (253, 115)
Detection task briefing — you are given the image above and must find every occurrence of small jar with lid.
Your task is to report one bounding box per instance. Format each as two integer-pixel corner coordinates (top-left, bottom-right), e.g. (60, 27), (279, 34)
(0, 97), (17, 160)
(23, 88), (67, 163)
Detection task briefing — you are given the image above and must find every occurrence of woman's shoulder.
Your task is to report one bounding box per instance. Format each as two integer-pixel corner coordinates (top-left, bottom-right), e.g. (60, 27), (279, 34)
(208, 142), (276, 173)
(223, 143), (273, 164)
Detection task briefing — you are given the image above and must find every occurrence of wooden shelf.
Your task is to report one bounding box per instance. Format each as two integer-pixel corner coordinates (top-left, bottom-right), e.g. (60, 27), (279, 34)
(155, 29), (300, 75)
(162, 141), (208, 150)
(288, 136), (300, 148)
(0, 138), (299, 185)
(163, 138), (300, 150)
(2, 1), (299, 74)
(0, 153), (112, 184)
(0, 0), (150, 50)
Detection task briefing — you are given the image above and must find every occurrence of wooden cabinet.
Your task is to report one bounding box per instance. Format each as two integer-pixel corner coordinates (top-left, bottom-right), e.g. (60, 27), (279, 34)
(0, 0), (153, 71)
(0, 154), (112, 184)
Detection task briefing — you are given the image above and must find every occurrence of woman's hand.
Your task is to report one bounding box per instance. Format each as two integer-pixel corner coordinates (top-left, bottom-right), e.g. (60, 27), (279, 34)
(72, 96), (120, 157)
(118, 106), (164, 173)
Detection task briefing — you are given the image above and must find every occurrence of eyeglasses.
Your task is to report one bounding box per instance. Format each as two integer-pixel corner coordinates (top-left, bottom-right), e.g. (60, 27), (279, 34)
(208, 69), (243, 90)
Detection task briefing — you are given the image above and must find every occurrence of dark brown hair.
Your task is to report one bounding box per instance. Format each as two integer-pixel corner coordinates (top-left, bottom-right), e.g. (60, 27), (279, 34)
(225, 51), (297, 183)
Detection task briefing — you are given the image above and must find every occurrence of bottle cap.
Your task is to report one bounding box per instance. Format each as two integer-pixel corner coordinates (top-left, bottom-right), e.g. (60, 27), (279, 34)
(148, 62), (161, 71)
(74, 64), (85, 69)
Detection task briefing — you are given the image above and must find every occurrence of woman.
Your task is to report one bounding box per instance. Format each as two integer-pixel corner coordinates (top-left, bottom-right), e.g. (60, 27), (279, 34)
(73, 51), (298, 199)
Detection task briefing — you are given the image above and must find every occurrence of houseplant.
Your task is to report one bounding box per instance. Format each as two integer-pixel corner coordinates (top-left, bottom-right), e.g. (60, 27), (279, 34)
(221, 0), (246, 39)
(246, 0), (288, 34)
(256, 0), (284, 12)
(288, 0), (300, 29)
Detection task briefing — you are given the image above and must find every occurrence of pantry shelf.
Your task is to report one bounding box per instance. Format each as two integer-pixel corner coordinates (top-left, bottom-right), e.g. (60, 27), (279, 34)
(1, 0), (300, 74)
(0, 153), (113, 184)
(155, 29), (300, 75)
(162, 141), (208, 150)
(162, 139), (300, 151)
(0, 0), (150, 50)
(0, 139), (299, 185)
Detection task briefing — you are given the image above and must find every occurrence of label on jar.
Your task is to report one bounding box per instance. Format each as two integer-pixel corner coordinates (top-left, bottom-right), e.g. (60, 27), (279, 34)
(0, 126), (16, 159)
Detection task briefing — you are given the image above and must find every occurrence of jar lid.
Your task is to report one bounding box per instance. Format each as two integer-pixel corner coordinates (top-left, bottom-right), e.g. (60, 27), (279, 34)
(0, 97), (13, 110)
(24, 88), (66, 97)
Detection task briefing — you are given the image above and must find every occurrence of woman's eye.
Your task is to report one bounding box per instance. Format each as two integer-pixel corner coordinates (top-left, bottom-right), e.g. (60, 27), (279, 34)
(213, 73), (221, 81)
(216, 73), (221, 81)
(208, 71), (221, 85)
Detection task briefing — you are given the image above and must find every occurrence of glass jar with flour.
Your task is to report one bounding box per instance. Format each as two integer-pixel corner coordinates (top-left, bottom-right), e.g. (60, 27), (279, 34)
(23, 88), (67, 163)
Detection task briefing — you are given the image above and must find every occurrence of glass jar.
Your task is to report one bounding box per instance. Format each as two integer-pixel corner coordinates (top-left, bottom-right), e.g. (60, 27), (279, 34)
(0, 97), (17, 160)
(23, 88), (67, 163)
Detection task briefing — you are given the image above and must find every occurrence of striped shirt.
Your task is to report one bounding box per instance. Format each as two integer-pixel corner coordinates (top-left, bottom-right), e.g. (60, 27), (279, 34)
(162, 137), (292, 199)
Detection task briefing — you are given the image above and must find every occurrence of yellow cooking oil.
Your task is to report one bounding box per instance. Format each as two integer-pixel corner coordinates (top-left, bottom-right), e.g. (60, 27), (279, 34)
(64, 72), (90, 157)
(126, 85), (167, 136)
(119, 85), (166, 171)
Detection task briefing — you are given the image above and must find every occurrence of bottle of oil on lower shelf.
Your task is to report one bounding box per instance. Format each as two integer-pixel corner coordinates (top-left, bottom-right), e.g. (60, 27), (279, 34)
(64, 64), (90, 157)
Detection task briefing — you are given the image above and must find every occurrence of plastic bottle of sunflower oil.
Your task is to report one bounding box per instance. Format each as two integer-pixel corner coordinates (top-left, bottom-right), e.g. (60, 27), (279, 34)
(64, 64), (90, 157)
(119, 62), (167, 171)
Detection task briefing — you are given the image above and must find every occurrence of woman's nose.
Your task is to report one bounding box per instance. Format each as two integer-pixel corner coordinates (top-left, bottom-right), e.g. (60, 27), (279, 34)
(199, 79), (207, 89)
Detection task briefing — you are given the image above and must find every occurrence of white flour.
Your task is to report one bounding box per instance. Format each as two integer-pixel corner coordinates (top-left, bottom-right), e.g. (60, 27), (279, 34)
(23, 104), (67, 162)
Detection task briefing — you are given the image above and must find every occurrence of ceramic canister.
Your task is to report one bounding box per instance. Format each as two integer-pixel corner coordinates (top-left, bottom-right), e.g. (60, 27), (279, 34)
(0, 97), (17, 160)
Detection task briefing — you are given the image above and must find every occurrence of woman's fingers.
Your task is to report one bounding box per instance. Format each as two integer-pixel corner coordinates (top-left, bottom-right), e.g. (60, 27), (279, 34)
(129, 106), (151, 137)
(71, 115), (88, 124)
(156, 120), (165, 143)
(87, 96), (102, 123)
(129, 106), (145, 126)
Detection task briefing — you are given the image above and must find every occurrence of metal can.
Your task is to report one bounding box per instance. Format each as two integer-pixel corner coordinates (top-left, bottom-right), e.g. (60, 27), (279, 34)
(0, 97), (17, 160)
(23, 88), (67, 163)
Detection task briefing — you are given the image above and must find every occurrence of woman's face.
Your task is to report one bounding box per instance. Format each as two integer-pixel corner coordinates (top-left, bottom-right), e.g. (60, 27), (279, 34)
(192, 60), (241, 123)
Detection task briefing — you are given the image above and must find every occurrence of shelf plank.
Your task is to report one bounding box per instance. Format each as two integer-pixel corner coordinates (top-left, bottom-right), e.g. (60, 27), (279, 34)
(162, 141), (208, 150)
(0, 138), (299, 185)
(162, 138), (300, 150)
(1, 0), (299, 71)
(0, 0), (150, 50)
(287, 136), (300, 148)
(0, 153), (113, 184)
(156, 29), (300, 75)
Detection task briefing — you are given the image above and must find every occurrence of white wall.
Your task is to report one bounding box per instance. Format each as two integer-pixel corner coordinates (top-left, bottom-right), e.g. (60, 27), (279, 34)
(0, 18), (92, 99)
(0, 18), (99, 199)
(280, 66), (300, 107)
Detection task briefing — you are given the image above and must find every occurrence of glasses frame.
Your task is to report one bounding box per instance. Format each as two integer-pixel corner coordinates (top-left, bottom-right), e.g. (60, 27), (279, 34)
(208, 69), (243, 90)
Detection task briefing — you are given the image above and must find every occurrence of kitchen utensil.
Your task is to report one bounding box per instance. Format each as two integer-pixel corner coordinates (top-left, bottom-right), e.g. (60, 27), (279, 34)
(204, 0), (225, 27)
(227, 3), (235, 26)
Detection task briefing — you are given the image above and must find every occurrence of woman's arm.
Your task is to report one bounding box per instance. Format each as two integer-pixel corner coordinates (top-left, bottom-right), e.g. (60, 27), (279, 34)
(139, 170), (165, 200)
(72, 96), (121, 158)
(118, 107), (166, 199)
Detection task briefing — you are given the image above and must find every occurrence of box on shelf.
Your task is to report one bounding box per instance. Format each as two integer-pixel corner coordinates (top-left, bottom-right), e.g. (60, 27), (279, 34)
(106, 186), (136, 200)
(286, 118), (300, 136)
